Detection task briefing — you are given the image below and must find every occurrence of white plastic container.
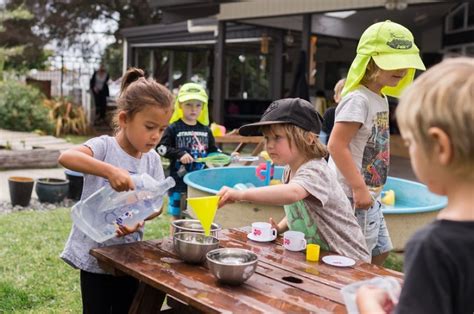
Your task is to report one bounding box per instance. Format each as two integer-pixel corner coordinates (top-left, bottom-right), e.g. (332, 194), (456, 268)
(340, 276), (401, 314)
(72, 174), (175, 243)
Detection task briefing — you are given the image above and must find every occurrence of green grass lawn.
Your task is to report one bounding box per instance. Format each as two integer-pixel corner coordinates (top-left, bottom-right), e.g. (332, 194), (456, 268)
(0, 207), (403, 313)
(62, 135), (93, 145)
(0, 208), (171, 313)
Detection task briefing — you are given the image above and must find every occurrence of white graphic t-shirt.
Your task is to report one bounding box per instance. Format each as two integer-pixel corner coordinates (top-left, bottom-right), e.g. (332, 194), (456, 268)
(328, 85), (390, 198)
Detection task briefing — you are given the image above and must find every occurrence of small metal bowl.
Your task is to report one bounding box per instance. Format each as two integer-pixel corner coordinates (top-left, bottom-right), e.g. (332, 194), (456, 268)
(206, 248), (258, 285)
(171, 219), (222, 238)
(173, 232), (220, 264)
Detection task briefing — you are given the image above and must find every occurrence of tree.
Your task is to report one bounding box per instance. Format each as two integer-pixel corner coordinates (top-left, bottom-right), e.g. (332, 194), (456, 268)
(5, 0), (161, 59)
(0, 5), (50, 75)
(102, 42), (123, 80)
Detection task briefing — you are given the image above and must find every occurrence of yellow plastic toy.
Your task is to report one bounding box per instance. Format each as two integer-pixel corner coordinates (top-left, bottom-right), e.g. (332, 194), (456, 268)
(210, 123), (226, 137)
(270, 179), (282, 185)
(187, 196), (220, 236)
(381, 189), (395, 206)
(259, 150), (271, 162)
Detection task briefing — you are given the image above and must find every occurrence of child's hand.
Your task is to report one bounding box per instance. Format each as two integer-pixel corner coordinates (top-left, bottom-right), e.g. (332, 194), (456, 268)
(353, 185), (373, 210)
(269, 217), (280, 233)
(108, 167), (135, 192)
(269, 217), (288, 234)
(356, 285), (394, 314)
(145, 207), (163, 221)
(217, 186), (243, 208)
(180, 153), (194, 164)
(116, 221), (144, 237)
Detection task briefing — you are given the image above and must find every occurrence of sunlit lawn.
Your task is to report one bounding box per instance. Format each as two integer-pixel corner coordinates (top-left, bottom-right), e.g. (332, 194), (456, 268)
(0, 208), (171, 313)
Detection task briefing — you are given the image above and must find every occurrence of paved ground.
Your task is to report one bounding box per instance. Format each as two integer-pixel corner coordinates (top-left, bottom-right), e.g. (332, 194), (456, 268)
(1, 168), (67, 201)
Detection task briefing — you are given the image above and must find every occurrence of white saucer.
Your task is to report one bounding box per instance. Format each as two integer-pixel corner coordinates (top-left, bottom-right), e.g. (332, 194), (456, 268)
(247, 232), (277, 242)
(322, 255), (356, 267)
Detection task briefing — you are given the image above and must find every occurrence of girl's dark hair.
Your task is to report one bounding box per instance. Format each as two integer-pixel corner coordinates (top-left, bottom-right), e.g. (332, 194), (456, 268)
(112, 67), (174, 131)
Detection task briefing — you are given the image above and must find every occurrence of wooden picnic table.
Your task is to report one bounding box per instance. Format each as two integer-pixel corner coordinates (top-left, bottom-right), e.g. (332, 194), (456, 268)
(214, 135), (264, 156)
(91, 227), (403, 313)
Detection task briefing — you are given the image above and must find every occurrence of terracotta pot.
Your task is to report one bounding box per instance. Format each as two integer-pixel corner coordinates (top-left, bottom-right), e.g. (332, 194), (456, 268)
(35, 178), (69, 203)
(8, 176), (34, 207)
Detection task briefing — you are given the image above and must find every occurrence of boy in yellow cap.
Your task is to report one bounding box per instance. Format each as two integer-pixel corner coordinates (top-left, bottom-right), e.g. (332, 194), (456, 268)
(356, 57), (474, 314)
(156, 83), (220, 221)
(327, 21), (425, 265)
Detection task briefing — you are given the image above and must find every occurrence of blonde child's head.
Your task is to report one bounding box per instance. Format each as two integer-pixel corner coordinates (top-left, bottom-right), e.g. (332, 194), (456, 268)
(397, 57), (474, 181)
(261, 124), (327, 161)
(239, 98), (327, 162)
(333, 78), (346, 104)
(169, 82), (210, 126)
(342, 20), (425, 98)
(112, 67), (174, 132)
(359, 59), (381, 87)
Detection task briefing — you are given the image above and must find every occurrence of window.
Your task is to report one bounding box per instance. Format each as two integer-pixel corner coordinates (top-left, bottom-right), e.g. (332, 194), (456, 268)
(445, 3), (474, 33)
(226, 50), (271, 100)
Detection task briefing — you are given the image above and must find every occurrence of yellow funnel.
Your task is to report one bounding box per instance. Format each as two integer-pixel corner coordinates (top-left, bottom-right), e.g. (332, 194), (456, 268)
(187, 196), (220, 236)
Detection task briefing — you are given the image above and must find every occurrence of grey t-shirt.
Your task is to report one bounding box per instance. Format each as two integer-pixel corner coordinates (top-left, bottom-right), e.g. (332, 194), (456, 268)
(60, 135), (164, 274)
(284, 159), (370, 262)
(328, 86), (390, 198)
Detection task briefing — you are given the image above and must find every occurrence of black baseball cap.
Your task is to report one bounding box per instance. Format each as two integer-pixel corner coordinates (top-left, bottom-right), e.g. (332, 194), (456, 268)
(238, 98), (322, 136)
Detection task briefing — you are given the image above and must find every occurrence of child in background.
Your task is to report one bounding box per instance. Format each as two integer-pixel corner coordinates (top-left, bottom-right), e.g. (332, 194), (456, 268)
(357, 57), (474, 314)
(320, 78), (346, 145)
(156, 83), (220, 221)
(59, 68), (174, 313)
(327, 21), (425, 265)
(218, 98), (370, 262)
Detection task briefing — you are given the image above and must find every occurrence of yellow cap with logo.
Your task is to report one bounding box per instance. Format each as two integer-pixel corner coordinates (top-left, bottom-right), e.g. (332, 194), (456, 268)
(342, 20), (426, 98)
(169, 82), (209, 125)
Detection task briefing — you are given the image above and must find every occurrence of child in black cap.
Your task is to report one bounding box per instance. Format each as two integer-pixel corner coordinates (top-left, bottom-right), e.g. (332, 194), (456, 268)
(218, 98), (370, 262)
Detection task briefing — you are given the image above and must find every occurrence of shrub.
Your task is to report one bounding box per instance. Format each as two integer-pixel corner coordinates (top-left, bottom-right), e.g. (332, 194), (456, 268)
(44, 98), (90, 137)
(0, 80), (54, 133)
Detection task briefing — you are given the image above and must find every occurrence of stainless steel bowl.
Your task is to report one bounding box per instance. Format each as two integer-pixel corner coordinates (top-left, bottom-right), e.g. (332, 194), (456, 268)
(171, 219), (221, 238)
(206, 248), (258, 285)
(173, 232), (220, 264)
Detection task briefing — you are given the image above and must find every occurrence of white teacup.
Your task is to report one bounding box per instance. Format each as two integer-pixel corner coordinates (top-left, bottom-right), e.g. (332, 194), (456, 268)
(251, 222), (277, 240)
(283, 231), (307, 251)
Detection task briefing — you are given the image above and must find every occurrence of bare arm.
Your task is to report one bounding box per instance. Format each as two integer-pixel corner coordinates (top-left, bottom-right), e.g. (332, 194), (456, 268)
(270, 216), (288, 234)
(327, 122), (372, 209)
(217, 183), (309, 208)
(58, 145), (134, 191)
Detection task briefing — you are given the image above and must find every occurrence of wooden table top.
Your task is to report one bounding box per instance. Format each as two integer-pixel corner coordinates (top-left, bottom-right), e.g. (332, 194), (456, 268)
(214, 135), (263, 144)
(91, 228), (403, 313)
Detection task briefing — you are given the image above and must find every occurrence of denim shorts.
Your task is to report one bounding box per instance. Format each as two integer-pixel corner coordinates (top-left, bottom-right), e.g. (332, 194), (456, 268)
(354, 199), (393, 256)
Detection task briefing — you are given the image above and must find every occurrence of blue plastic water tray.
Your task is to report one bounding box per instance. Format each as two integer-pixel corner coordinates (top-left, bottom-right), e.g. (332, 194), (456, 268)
(184, 166), (447, 214)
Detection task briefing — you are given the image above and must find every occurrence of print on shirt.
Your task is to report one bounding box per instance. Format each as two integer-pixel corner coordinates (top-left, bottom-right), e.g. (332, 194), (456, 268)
(176, 131), (209, 155)
(361, 111), (390, 188)
(284, 200), (330, 251)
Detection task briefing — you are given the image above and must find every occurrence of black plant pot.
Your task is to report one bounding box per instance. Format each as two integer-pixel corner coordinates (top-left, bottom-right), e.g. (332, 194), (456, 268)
(64, 169), (84, 200)
(35, 178), (69, 203)
(8, 176), (34, 207)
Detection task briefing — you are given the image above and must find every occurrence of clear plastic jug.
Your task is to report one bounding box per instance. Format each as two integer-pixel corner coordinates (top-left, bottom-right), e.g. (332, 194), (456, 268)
(71, 174), (175, 243)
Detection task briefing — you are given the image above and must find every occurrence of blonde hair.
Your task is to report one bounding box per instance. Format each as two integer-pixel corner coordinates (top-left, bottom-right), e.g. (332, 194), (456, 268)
(112, 67), (174, 131)
(397, 57), (474, 179)
(261, 124), (327, 161)
(333, 78), (346, 103)
(360, 58), (381, 86)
